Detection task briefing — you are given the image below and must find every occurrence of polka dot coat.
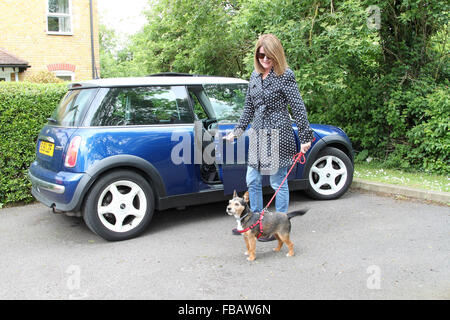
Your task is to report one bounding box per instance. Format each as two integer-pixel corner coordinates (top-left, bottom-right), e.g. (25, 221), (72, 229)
(233, 68), (314, 174)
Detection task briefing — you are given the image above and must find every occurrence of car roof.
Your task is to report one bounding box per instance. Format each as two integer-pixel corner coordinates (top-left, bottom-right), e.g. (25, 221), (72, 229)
(68, 76), (248, 89)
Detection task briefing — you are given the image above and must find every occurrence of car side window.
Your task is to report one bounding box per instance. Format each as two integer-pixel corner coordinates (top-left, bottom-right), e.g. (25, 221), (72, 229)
(189, 91), (208, 120)
(202, 84), (247, 123)
(89, 86), (194, 126)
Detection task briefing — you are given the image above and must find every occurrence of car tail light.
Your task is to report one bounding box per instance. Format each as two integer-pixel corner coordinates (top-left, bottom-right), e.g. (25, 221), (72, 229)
(64, 136), (82, 168)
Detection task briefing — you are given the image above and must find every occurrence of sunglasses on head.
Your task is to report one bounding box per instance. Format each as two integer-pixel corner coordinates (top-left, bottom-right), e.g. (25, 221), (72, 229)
(256, 52), (272, 60)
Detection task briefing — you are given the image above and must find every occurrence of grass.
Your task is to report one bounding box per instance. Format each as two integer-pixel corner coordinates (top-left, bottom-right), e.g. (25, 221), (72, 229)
(354, 161), (449, 193)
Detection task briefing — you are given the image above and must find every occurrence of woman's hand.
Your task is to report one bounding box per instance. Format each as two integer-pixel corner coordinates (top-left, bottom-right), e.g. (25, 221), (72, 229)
(300, 141), (312, 154)
(223, 132), (236, 141)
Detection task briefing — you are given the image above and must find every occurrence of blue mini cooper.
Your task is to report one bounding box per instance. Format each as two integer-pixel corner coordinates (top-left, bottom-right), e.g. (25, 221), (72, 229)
(29, 74), (354, 241)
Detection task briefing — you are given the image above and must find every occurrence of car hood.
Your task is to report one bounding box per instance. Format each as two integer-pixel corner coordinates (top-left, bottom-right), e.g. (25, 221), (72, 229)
(310, 124), (348, 140)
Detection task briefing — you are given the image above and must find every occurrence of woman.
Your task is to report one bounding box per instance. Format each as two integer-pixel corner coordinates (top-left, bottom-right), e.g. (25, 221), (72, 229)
(225, 34), (314, 239)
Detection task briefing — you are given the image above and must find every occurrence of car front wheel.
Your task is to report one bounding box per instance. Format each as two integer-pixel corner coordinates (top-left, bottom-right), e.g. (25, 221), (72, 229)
(305, 147), (353, 200)
(83, 170), (155, 241)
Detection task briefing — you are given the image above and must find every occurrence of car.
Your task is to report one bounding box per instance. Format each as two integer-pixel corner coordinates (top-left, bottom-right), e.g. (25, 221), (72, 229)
(28, 73), (354, 241)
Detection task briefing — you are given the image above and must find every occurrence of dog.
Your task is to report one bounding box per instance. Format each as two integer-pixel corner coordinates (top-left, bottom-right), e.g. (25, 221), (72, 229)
(226, 190), (308, 261)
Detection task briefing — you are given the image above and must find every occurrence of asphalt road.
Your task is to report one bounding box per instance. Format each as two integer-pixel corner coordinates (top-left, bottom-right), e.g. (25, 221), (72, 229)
(0, 190), (448, 300)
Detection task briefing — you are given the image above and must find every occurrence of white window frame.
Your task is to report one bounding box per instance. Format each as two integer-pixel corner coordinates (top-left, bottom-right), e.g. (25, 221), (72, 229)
(46, 0), (73, 35)
(53, 70), (75, 81)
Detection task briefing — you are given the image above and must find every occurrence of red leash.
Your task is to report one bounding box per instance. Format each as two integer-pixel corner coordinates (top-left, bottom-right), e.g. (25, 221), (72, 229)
(263, 151), (307, 211)
(238, 140), (313, 238)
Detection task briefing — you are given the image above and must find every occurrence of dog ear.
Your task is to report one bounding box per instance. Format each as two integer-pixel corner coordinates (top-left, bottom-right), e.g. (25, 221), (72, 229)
(243, 191), (249, 203)
(233, 190), (238, 198)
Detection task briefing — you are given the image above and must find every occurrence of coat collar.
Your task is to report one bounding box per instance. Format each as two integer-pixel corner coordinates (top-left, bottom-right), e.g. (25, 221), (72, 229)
(257, 67), (275, 88)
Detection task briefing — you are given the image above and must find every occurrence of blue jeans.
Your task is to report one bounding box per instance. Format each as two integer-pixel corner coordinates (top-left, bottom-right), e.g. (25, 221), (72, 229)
(246, 166), (289, 213)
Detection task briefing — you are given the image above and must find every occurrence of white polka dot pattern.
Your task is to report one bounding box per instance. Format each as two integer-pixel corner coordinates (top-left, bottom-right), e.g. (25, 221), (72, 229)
(233, 68), (314, 173)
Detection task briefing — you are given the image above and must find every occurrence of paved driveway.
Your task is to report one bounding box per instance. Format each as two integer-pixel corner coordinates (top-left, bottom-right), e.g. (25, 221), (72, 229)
(0, 190), (448, 300)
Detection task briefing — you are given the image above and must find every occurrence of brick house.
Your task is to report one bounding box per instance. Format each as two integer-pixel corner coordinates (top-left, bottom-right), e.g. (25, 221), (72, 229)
(0, 0), (100, 82)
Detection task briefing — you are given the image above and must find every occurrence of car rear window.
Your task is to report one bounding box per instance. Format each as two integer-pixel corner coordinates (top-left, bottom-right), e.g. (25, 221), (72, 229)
(51, 88), (97, 126)
(87, 86), (194, 126)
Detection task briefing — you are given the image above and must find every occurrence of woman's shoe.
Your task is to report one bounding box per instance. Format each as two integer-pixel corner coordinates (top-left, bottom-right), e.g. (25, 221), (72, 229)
(232, 228), (241, 235)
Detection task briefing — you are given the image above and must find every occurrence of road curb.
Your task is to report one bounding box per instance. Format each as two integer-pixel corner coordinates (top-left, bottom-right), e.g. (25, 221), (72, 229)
(351, 178), (450, 205)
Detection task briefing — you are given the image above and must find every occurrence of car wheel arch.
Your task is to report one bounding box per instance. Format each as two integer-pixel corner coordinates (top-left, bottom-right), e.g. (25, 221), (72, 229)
(80, 155), (166, 211)
(301, 135), (353, 180)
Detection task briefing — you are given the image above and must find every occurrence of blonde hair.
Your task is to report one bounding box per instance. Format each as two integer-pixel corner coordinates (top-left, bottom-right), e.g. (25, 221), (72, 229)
(254, 34), (288, 76)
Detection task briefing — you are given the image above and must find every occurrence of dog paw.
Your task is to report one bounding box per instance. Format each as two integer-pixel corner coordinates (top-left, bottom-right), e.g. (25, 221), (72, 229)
(244, 251), (249, 256)
(286, 252), (294, 257)
(273, 247), (281, 252)
(247, 256), (256, 261)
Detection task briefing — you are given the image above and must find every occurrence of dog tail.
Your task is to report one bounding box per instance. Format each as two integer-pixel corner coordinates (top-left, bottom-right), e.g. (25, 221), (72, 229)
(287, 209), (308, 220)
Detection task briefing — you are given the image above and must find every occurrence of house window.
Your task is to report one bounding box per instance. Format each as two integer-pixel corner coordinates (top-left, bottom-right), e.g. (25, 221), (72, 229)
(53, 70), (74, 81)
(47, 0), (72, 34)
(0, 69), (12, 82)
(48, 63), (76, 81)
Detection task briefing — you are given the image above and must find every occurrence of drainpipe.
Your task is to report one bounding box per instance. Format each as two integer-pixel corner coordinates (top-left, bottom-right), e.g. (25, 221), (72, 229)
(89, 0), (98, 79)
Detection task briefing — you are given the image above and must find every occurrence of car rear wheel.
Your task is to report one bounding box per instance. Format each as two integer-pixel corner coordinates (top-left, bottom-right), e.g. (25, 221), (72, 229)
(83, 170), (155, 241)
(305, 147), (353, 200)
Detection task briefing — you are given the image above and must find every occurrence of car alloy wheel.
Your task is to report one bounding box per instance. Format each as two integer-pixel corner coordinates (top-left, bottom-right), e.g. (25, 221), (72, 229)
(310, 155), (347, 195)
(83, 170), (154, 241)
(306, 147), (353, 200)
(97, 180), (147, 233)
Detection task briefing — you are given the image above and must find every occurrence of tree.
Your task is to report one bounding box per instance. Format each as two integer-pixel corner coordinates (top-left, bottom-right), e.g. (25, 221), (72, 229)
(99, 24), (147, 78)
(99, 0), (449, 173)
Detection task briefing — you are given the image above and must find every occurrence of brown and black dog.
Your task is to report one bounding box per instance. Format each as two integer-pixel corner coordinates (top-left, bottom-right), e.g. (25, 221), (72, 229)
(227, 191), (308, 261)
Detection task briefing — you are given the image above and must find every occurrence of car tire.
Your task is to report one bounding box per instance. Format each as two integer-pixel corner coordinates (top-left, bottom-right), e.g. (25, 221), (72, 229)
(305, 147), (353, 200)
(83, 170), (155, 241)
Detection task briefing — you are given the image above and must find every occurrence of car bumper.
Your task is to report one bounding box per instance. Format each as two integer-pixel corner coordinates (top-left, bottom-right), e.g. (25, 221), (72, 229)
(29, 171), (65, 194)
(28, 161), (89, 212)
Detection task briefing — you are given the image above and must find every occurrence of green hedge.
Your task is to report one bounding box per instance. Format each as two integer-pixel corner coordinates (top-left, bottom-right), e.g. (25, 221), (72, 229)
(0, 82), (67, 207)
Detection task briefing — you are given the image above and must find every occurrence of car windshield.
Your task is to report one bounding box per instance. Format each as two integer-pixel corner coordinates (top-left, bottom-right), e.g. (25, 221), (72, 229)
(51, 88), (97, 126)
(202, 83), (247, 123)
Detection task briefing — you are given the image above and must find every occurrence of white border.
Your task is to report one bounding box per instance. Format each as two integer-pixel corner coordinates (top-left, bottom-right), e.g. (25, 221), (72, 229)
(46, 0), (73, 35)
